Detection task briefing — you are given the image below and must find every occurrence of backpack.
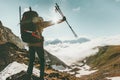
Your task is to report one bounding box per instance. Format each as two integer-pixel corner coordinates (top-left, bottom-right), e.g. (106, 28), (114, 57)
(20, 10), (43, 43)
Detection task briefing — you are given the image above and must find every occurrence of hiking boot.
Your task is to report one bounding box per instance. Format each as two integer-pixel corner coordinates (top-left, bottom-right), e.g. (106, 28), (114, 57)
(40, 77), (48, 80)
(40, 78), (44, 80)
(23, 73), (33, 80)
(24, 76), (33, 80)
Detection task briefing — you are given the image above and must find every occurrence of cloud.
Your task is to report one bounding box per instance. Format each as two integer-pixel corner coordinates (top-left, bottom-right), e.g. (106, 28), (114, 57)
(72, 6), (80, 12)
(115, 0), (120, 2)
(45, 35), (120, 65)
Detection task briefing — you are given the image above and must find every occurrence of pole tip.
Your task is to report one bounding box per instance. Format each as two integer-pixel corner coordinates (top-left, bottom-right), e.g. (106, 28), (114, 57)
(29, 6), (32, 11)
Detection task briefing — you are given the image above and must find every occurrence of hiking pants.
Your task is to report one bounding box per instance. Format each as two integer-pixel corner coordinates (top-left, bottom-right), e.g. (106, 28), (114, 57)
(27, 46), (45, 79)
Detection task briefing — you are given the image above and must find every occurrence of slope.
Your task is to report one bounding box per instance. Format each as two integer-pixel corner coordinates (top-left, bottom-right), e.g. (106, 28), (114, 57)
(78, 45), (120, 80)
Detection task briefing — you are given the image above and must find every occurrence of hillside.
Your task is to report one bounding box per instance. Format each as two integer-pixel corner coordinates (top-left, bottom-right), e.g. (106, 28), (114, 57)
(0, 21), (24, 49)
(78, 45), (120, 80)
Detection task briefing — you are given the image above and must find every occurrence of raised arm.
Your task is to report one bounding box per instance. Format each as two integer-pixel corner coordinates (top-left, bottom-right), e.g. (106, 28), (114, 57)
(43, 16), (66, 28)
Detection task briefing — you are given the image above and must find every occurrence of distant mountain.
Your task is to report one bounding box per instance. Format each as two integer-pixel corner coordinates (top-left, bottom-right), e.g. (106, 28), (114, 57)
(44, 37), (90, 46)
(63, 37), (90, 44)
(45, 39), (62, 45)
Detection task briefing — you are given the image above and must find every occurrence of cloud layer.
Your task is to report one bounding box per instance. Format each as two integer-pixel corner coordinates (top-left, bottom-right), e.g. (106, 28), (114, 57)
(45, 35), (120, 65)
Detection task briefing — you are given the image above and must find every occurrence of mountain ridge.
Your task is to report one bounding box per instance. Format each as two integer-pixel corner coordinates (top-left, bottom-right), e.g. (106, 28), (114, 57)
(44, 37), (90, 46)
(0, 21), (24, 49)
(77, 45), (120, 80)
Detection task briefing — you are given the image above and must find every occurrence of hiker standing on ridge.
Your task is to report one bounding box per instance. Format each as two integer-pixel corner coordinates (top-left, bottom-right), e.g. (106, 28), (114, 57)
(20, 7), (66, 80)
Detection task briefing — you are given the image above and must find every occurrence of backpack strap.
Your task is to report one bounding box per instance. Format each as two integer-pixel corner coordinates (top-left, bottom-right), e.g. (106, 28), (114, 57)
(24, 30), (41, 39)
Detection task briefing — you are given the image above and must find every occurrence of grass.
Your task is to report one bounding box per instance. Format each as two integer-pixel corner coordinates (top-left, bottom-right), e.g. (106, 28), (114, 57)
(78, 45), (120, 80)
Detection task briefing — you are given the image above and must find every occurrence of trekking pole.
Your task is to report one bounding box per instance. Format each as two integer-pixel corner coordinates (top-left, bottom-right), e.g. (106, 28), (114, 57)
(19, 6), (22, 23)
(19, 6), (22, 34)
(55, 3), (78, 38)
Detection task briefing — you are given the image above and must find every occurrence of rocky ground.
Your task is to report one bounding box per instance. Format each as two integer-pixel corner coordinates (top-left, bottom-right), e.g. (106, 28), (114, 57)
(6, 70), (79, 80)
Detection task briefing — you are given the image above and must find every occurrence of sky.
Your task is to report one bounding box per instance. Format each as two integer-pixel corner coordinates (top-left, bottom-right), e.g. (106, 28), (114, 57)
(1, 0), (120, 40)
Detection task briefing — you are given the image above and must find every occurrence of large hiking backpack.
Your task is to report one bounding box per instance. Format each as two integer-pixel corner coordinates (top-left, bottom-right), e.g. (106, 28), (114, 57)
(20, 10), (43, 43)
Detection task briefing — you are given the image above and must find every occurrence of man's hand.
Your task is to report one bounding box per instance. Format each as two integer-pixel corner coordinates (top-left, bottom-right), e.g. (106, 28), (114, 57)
(62, 16), (66, 21)
(53, 16), (66, 24)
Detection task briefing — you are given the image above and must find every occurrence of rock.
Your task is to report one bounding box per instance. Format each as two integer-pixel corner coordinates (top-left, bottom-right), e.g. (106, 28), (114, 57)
(6, 71), (48, 80)
(0, 43), (10, 71)
(48, 72), (61, 78)
(6, 71), (27, 80)
(0, 42), (24, 71)
(0, 21), (2, 26)
(0, 21), (24, 49)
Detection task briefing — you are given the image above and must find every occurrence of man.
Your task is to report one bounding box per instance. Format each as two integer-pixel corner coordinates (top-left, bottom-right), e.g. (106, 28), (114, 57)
(21, 8), (66, 80)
